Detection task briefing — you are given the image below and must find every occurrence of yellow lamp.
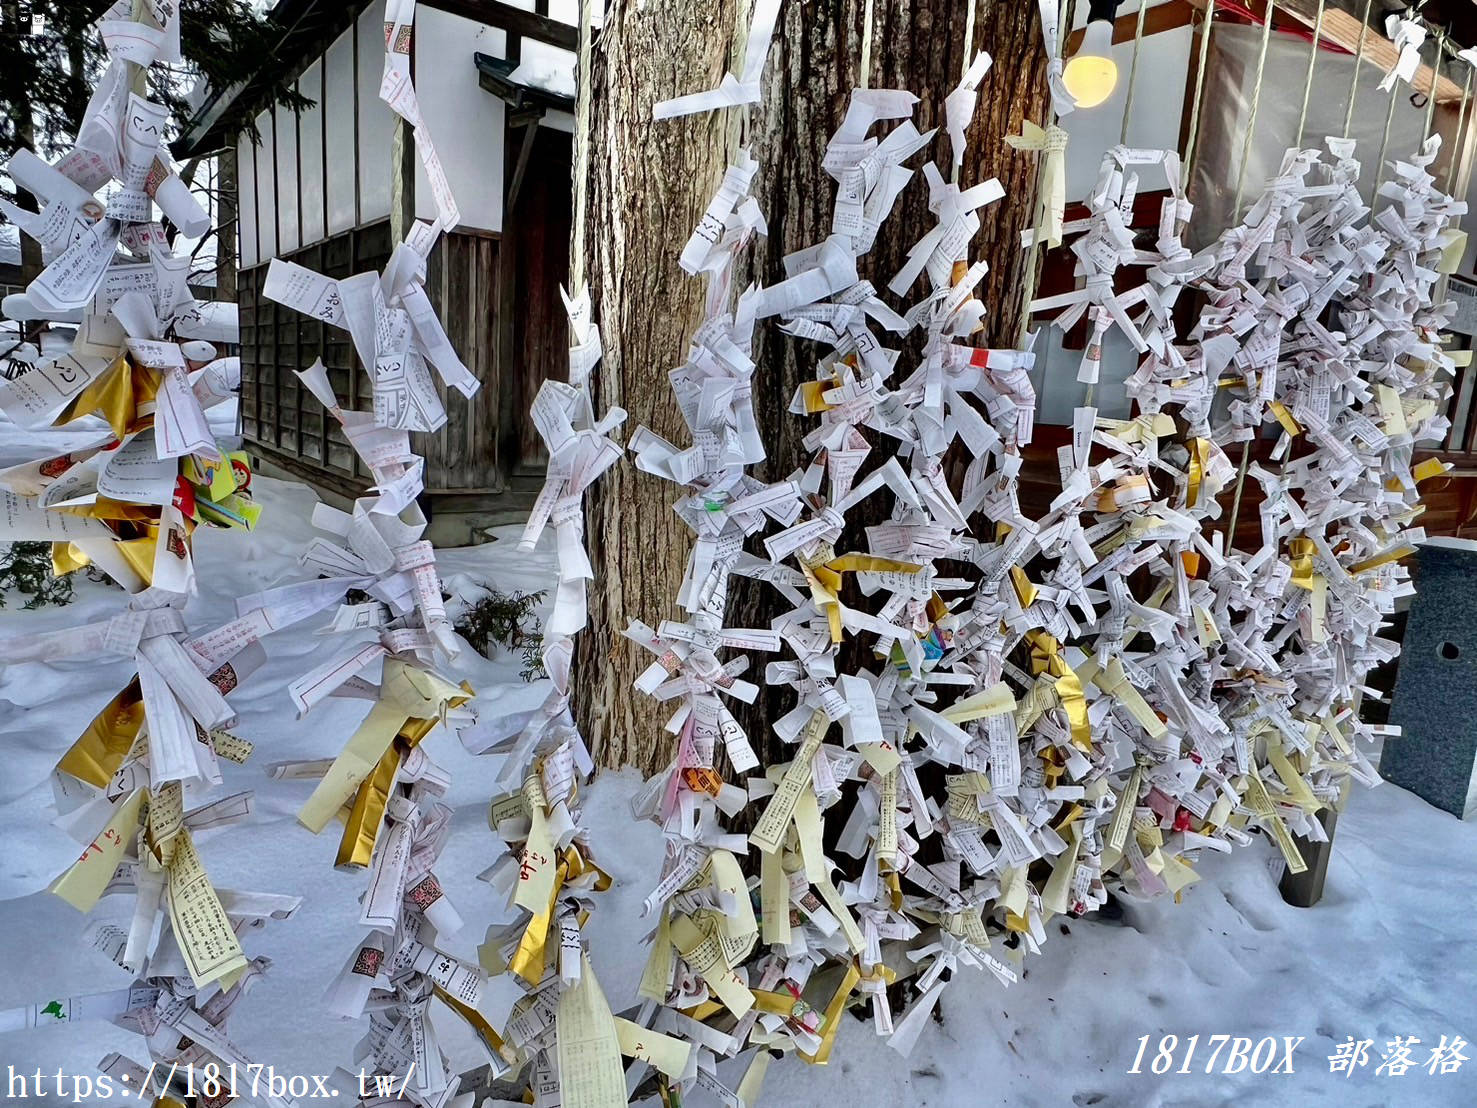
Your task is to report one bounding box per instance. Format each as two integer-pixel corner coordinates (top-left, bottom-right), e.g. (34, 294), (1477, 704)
(1063, 3), (1120, 109)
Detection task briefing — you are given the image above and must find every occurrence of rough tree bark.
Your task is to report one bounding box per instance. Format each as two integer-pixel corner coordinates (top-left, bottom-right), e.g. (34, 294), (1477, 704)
(574, 0), (745, 770)
(577, 0), (1049, 774)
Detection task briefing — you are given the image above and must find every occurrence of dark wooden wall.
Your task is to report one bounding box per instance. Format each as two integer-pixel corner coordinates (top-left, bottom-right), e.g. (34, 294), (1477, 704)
(238, 129), (573, 506)
(422, 230), (503, 493)
(499, 125), (572, 488)
(240, 220), (392, 497)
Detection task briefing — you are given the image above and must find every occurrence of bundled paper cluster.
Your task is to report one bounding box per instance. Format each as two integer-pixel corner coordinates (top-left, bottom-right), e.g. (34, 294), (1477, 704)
(234, 345), (481, 1105)
(222, 3), (523, 1105)
(597, 47), (1463, 1100)
(0, 3), (298, 1098)
(0, 3), (1464, 1103)
(221, 357), (480, 1105)
(0, 10), (247, 590)
(606, 57), (1049, 1091)
(451, 284), (629, 1104)
(0, 599), (304, 1104)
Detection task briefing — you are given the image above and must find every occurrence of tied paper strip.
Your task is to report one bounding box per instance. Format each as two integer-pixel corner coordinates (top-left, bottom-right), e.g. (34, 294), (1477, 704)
(1035, 0), (1078, 118)
(1379, 16), (1427, 92)
(1006, 120), (1070, 249)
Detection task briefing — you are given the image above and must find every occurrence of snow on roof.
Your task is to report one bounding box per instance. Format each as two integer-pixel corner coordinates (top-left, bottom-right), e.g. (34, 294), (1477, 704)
(509, 56), (576, 100)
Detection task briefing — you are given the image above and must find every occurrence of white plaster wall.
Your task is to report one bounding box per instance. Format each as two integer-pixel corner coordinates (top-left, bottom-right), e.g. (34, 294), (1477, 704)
(412, 8), (507, 232)
(299, 59), (325, 246)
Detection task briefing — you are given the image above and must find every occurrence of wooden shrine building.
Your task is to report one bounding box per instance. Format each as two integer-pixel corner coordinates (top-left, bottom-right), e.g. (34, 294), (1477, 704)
(176, 0), (578, 542)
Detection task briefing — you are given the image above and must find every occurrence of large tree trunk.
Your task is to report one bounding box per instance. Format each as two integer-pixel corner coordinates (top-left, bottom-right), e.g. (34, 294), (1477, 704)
(577, 1), (1049, 773)
(574, 0), (745, 771)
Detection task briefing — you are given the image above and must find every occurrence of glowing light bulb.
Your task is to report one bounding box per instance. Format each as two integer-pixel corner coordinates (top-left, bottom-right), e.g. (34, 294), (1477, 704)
(1063, 18), (1118, 109)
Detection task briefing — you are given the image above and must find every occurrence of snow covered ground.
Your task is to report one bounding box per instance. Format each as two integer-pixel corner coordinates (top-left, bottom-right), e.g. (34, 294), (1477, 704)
(0, 471), (1475, 1106)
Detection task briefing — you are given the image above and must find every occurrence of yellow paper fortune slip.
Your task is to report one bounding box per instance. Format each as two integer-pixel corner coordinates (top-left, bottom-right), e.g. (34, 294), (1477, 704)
(57, 678), (146, 789)
(760, 846), (791, 946)
(638, 905), (676, 1002)
(1245, 771), (1307, 875)
(1025, 630), (1091, 748)
(1107, 764), (1144, 856)
(145, 779), (185, 868)
(507, 845), (607, 986)
(669, 913), (755, 1019)
(555, 954), (626, 1108)
(298, 658), (465, 834)
(875, 768), (899, 868)
(796, 960), (864, 1065)
(1005, 119), (1068, 247)
(298, 707), (407, 834)
(614, 1016), (692, 1081)
(337, 677), (475, 867)
(166, 827), (248, 987)
(800, 550), (921, 643)
(941, 681), (1016, 723)
(1081, 658), (1168, 741)
(513, 773), (557, 914)
(51, 788), (148, 912)
(749, 709), (829, 854)
(1041, 823), (1081, 917)
(689, 849), (758, 969)
(1266, 735), (1322, 815)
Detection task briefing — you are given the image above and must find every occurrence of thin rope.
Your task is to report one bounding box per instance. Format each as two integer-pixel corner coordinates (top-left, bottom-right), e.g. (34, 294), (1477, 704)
(128, 0), (149, 96)
(1226, 444), (1254, 542)
(1226, 2), (1283, 543)
(1087, 0), (1154, 409)
(953, 0), (980, 185)
(1422, 30), (1446, 144)
(1182, 4), (1216, 174)
(1232, 0), (1276, 222)
(1342, 0), (1373, 140)
(1445, 65), (1473, 192)
(1120, 0), (1150, 145)
(1371, 76), (1399, 203)
(961, 0), (978, 81)
(860, 0), (875, 91)
(1015, 182), (1052, 353)
(1293, 0), (1325, 149)
(569, 0), (595, 293)
(1016, 0), (1074, 348)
